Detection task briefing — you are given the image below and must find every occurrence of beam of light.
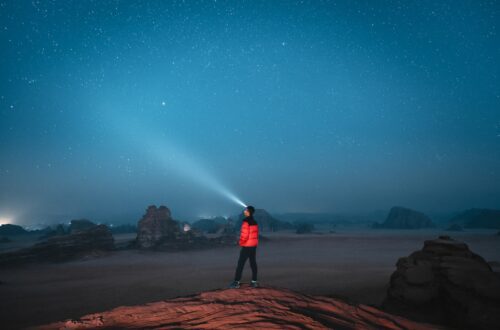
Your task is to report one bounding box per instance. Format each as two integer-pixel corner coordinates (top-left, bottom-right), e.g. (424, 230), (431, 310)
(106, 114), (247, 209)
(151, 140), (247, 208)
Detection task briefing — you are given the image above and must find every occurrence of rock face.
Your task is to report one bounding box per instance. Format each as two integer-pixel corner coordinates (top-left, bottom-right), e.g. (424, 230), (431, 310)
(238, 209), (293, 232)
(374, 206), (435, 229)
(0, 225), (114, 266)
(69, 219), (96, 234)
(383, 236), (500, 329)
(33, 285), (442, 330)
(135, 205), (182, 248)
(450, 208), (500, 229)
(0, 224), (29, 236)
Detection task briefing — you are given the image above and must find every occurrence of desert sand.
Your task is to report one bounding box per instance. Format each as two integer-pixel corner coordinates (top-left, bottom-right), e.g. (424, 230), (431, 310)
(1, 229), (499, 329)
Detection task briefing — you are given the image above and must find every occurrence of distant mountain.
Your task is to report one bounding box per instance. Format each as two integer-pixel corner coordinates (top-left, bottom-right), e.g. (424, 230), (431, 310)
(449, 208), (500, 229)
(0, 224), (29, 236)
(373, 206), (435, 229)
(274, 211), (385, 226)
(237, 209), (293, 232)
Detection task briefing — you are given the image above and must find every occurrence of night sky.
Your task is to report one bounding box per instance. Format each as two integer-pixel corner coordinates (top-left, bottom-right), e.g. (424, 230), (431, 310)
(1, 1), (499, 226)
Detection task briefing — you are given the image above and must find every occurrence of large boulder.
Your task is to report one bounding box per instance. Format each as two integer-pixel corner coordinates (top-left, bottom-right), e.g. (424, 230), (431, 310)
(135, 205), (182, 249)
(383, 236), (500, 329)
(450, 208), (500, 229)
(0, 224), (114, 265)
(0, 224), (29, 236)
(238, 209), (293, 232)
(373, 206), (435, 229)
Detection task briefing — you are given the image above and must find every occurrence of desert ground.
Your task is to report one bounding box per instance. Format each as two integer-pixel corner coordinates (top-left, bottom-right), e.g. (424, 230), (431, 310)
(1, 229), (499, 329)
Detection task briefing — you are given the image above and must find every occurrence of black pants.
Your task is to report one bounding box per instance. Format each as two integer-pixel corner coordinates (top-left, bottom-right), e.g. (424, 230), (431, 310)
(234, 246), (257, 281)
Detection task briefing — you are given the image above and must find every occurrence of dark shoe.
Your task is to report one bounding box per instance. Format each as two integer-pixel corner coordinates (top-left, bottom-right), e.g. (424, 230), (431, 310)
(229, 280), (240, 289)
(250, 280), (259, 288)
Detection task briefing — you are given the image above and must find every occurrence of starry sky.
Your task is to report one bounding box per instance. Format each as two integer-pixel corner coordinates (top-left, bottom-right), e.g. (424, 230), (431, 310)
(1, 0), (499, 225)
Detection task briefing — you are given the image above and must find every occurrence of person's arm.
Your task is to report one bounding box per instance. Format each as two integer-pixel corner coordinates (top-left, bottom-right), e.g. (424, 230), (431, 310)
(239, 221), (250, 245)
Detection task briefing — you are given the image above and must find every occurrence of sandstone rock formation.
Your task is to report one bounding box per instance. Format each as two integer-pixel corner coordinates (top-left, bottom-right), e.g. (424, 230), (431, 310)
(134, 205), (235, 250)
(373, 206), (435, 229)
(0, 224), (114, 266)
(383, 236), (500, 329)
(449, 208), (500, 229)
(135, 205), (182, 248)
(33, 285), (442, 330)
(238, 209), (293, 232)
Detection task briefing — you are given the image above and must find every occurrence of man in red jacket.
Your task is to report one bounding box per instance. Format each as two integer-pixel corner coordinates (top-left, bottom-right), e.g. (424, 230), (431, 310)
(229, 205), (259, 288)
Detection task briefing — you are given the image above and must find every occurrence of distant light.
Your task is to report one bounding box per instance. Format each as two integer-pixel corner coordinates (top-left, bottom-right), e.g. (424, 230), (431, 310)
(0, 217), (12, 225)
(161, 101), (166, 106)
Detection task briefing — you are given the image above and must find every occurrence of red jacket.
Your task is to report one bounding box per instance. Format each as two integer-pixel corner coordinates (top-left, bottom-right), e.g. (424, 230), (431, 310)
(239, 216), (259, 247)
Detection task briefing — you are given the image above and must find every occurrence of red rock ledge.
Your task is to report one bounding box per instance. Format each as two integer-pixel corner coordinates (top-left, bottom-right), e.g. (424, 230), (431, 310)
(32, 285), (444, 330)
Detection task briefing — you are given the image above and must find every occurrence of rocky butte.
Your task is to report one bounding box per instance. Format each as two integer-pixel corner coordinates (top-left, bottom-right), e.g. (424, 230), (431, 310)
(383, 236), (500, 329)
(373, 206), (435, 229)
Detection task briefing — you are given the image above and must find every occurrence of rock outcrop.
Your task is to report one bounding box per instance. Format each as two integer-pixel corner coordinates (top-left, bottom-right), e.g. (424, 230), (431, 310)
(373, 206), (435, 229)
(134, 205), (236, 250)
(383, 236), (500, 329)
(0, 225), (114, 266)
(33, 285), (442, 330)
(449, 208), (500, 229)
(135, 205), (182, 248)
(238, 209), (293, 232)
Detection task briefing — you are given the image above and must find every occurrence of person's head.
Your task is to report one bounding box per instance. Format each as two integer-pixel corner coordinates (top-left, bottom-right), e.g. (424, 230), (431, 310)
(244, 205), (255, 217)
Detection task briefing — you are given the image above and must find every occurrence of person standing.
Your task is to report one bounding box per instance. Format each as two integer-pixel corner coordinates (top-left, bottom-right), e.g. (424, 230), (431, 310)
(229, 205), (259, 288)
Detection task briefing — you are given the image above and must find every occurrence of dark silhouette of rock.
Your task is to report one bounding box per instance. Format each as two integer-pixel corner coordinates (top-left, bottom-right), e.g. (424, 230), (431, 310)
(383, 236), (500, 329)
(69, 219), (96, 234)
(35, 285), (442, 330)
(0, 236), (11, 243)
(37, 224), (67, 240)
(446, 224), (463, 232)
(0, 225), (114, 266)
(238, 209), (293, 232)
(373, 206), (435, 229)
(134, 205), (235, 250)
(135, 205), (182, 248)
(0, 224), (29, 236)
(449, 208), (500, 229)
